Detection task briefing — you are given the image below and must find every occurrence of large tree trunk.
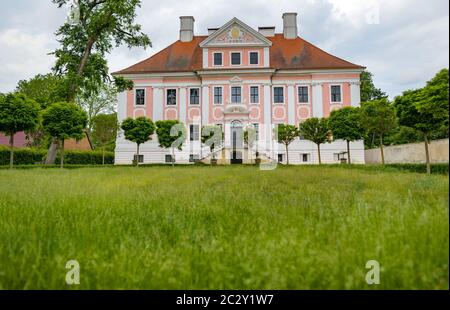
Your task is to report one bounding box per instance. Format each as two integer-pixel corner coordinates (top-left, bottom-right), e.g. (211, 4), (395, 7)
(424, 134), (431, 174)
(9, 132), (14, 169)
(347, 140), (351, 164)
(60, 138), (65, 169)
(285, 144), (289, 165)
(317, 143), (322, 165)
(45, 138), (59, 165)
(380, 134), (385, 165)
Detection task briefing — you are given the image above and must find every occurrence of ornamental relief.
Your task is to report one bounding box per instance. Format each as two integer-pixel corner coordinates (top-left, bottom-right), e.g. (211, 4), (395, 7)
(212, 24), (260, 45)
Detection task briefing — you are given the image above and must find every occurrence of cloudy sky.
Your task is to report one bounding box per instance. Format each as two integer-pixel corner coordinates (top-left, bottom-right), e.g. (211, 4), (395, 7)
(0, 0), (448, 98)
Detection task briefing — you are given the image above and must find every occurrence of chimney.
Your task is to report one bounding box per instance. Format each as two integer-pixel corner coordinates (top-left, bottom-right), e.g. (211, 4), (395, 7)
(208, 28), (219, 35)
(180, 16), (195, 42)
(258, 26), (275, 37)
(282, 12), (298, 39)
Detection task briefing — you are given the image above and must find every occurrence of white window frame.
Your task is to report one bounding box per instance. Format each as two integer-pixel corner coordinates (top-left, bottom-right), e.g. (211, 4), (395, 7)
(189, 124), (200, 141)
(297, 85), (310, 105)
(272, 86), (285, 105)
(248, 51), (260, 65)
(330, 84), (343, 104)
(189, 87), (201, 106)
(301, 153), (311, 163)
(252, 123), (260, 141)
(134, 88), (146, 106)
(213, 86), (223, 105)
(230, 85), (242, 104)
(249, 85), (260, 105)
(230, 51), (242, 66)
(166, 88), (177, 106)
(212, 52), (224, 67)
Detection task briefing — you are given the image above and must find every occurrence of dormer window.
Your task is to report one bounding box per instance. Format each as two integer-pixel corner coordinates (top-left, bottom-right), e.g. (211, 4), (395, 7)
(231, 52), (241, 65)
(249, 52), (259, 65)
(213, 52), (223, 66)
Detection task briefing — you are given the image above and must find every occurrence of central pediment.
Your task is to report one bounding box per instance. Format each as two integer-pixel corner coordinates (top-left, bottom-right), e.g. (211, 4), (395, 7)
(200, 18), (272, 48)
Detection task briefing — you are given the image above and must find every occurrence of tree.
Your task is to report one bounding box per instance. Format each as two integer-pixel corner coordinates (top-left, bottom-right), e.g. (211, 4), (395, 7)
(202, 125), (223, 162)
(42, 102), (88, 168)
(328, 107), (364, 164)
(243, 125), (258, 164)
(15, 73), (67, 148)
(46, 0), (150, 164)
(77, 82), (118, 132)
(15, 73), (67, 109)
(52, 0), (151, 101)
(0, 93), (40, 168)
(360, 71), (387, 103)
(156, 120), (187, 167)
(121, 117), (155, 166)
(91, 113), (119, 165)
(299, 118), (331, 165)
(361, 99), (397, 165)
(275, 124), (298, 165)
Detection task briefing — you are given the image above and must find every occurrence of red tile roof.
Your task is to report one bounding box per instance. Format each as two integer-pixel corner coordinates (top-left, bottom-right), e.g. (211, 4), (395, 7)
(114, 34), (364, 75)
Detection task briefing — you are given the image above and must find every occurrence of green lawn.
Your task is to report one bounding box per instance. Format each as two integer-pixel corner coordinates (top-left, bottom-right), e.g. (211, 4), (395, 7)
(0, 166), (448, 289)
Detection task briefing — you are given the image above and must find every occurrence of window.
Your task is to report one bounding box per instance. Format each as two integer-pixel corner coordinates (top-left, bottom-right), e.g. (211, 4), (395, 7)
(214, 87), (223, 104)
(167, 89), (177, 105)
(135, 89), (145, 106)
(278, 154), (284, 163)
(331, 85), (342, 103)
(301, 153), (310, 162)
(249, 52), (259, 65)
(190, 88), (200, 105)
(190, 124), (200, 141)
(133, 154), (144, 163)
(274, 87), (284, 103)
(298, 86), (309, 103)
(189, 154), (200, 163)
(253, 123), (260, 140)
(165, 154), (174, 163)
(250, 86), (259, 104)
(231, 52), (241, 65)
(213, 53), (223, 66)
(231, 86), (242, 104)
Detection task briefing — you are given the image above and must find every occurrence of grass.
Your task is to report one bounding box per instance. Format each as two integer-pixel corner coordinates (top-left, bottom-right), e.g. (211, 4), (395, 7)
(0, 165), (448, 290)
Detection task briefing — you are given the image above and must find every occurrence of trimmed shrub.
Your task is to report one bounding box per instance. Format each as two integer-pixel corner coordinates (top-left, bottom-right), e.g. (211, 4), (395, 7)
(385, 163), (449, 175)
(0, 146), (114, 165)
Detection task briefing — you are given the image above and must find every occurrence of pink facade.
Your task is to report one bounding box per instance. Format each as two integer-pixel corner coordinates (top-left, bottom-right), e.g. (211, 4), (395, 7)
(0, 132), (27, 148)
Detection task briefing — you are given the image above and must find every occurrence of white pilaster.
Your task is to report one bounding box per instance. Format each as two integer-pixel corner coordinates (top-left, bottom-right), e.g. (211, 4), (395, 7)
(179, 87), (187, 123)
(350, 82), (361, 107)
(201, 85), (209, 125)
(153, 87), (163, 121)
(203, 48), (209, 69)
(312, 83), (323, 118)
(263, 84), (273, 155)
(263, 47), (270, 67)
(287, 84), (295, 124)
(117, 91), (127, 122)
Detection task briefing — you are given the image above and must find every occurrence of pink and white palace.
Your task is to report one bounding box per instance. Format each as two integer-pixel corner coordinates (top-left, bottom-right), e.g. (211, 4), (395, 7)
(113, 13), (365, 165)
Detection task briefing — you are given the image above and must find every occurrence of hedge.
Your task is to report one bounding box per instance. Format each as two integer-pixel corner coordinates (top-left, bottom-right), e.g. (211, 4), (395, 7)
(385, 163), (449, 175)
(0, 146), (114, 165)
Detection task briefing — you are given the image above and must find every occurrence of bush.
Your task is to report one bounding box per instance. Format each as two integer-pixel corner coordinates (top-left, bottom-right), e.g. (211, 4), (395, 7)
(0, 146), (114, 165)
(385, 163), (449, 175)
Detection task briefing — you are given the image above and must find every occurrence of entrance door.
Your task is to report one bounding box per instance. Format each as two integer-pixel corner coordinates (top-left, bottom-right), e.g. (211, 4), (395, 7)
(231, 121), (243, 164)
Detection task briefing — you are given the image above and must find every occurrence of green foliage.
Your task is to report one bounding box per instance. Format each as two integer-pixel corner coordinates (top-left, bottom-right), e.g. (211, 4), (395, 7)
(155, 120), (186, 151)
(42, 102), (88, 141)
(121, 117), (155, 146)
(275, 124), (299, 146)
(91, 113), (119, 149)
(361, 98), (397, 140)
(0, 93), (41, 136)
(201, 125), (223, 152)
(0, 146), (113, 165)
(15, 73), (67, 108)
(299, 118), (331, 145)
(328, 107), (363, 142)
(384, 163), (449, 175)
(360, 70), (387, 102)
(52, 0), (151, 100)
(384, 126), (422, 146)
